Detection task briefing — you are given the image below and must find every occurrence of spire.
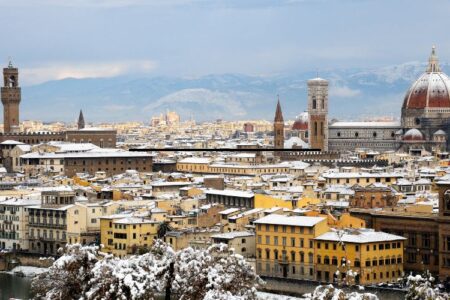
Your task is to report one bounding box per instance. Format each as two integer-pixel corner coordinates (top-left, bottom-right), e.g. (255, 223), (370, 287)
(427, 45), (441, 73)
(274, 96), (284, 123)
(77, 110), (85, 130)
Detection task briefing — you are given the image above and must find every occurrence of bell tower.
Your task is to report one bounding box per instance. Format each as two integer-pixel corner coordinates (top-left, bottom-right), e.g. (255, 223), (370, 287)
(1, 61), (21, 133)
(307, 77), (328, 151)
(274, 97), (285, 149)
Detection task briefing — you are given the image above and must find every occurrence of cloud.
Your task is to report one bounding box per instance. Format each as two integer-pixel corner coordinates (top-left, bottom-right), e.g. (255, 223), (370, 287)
(0, 0), (205, 8)
(329, 86), (361, 98)
(20, 60), (156, 85)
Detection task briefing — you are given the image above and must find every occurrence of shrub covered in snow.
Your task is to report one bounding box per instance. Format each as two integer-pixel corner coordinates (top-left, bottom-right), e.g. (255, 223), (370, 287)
(405, 271), (449, 300)
(306, 285), (379, 300)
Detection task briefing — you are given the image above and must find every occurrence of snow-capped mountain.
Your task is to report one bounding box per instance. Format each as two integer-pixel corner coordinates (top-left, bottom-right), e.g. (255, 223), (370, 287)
(20, 62), (450, 123)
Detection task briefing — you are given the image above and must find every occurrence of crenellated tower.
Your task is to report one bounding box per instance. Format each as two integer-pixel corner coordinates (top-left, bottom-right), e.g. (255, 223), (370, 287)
(1, 61), (21, 133)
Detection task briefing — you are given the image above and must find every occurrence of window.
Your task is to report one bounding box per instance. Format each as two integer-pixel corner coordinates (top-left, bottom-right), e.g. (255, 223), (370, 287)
(265, 236), (270, 244)
(300, 252), (305, 262)
(291, 237), (295, 247)
(410, 234), (417, 247)
(332, 257), (338, 265)
(365, 260), (371, 267)
(372, 259), (377, 266)
(423, 233), (430, 248)
(291, 252), (296, 261)
(274, 236), (278, 246)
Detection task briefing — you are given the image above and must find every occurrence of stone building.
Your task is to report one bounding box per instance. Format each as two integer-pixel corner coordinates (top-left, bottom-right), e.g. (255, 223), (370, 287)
(1, 61), (20, 133)
(328, 46), (450, 153)
(308, 78), (328, 151)
(273, 99), (284, 149)
(21, 149), (153, 177)
(28, 189), (75, 255)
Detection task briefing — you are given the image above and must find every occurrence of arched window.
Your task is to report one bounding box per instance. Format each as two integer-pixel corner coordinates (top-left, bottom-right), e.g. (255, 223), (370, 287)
(324, 255), (330, 264)
(265, 249), (270, 259)
(300, 251), (305, 262)
(317, 255), (322, 264)
(314, 122), (318, 136)
(355, 132), (359, 137)
(291, 251), (296, 261)
(332, 256), (338, 265)
(312, 96), (317, 109)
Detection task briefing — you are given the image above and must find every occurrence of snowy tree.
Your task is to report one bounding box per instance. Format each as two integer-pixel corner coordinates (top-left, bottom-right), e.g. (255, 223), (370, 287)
(32, 240), (261, 300)
(405, 271), (449, 300)
(31, 244), (100, 300)
(171, 243), (262, 300)
(83, 240), (174, 300)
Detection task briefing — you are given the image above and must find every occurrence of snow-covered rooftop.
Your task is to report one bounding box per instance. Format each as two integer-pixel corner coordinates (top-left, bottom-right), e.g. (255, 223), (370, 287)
(254, 214), (326, 227)
(315, 229), (406, 243)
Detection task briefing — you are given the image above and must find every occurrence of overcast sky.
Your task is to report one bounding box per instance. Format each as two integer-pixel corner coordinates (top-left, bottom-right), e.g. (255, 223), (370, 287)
(1, 0), (449, 85)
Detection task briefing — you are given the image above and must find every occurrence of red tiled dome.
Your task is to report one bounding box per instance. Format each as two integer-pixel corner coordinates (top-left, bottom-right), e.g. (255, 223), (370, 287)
(402, 46), (450, 110)
(292, 111), (308, 130)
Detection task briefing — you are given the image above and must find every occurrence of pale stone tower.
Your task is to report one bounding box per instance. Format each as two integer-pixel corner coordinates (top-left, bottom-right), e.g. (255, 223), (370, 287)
(274, 97), (285, 149)
(308, 77), (328, 151)
(1, 61), (21, 133)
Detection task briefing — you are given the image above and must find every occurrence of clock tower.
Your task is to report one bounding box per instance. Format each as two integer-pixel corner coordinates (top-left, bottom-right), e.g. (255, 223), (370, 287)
(1, 61), (21, 133)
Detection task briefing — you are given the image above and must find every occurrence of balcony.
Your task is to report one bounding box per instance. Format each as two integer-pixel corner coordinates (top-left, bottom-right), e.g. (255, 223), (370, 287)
(28, 222), (66, 229)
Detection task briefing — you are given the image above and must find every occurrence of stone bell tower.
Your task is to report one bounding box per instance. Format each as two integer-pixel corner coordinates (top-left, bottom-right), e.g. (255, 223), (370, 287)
(274, 97), (285, 149)
(308, 77), (329, 151)
(1, 61), (21, 133)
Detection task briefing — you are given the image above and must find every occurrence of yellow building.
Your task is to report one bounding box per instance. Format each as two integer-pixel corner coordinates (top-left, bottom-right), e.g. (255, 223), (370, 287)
(67, 201), (120, 245)
(322, 172), (402, 187)
(100, 216), (159, 257)
(255, 214), (329, 280)
(254, 194), (294, 210)
(314, 229), (405, 285)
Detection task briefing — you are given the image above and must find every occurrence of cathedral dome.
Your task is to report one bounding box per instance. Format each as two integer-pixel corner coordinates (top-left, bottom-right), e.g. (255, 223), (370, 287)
(402, 46), (450, 110)
(403, 128), (424, 141)
(292, 111), (308, 130)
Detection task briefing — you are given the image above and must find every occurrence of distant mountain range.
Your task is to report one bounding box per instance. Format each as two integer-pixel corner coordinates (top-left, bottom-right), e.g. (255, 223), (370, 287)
(20, 61), (450, 123)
